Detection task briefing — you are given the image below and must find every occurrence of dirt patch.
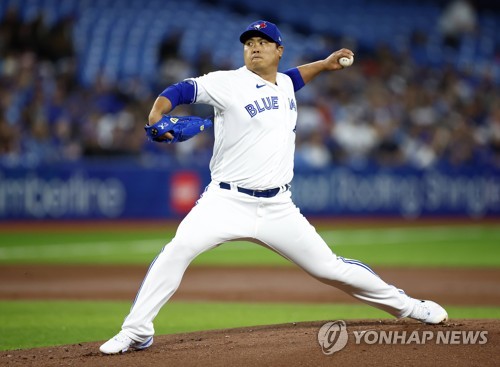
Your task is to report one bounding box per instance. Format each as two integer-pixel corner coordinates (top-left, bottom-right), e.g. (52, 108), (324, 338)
(1, 264), (499, 306)
(1, 319), (498, 367)
(1, 263), (499, 366)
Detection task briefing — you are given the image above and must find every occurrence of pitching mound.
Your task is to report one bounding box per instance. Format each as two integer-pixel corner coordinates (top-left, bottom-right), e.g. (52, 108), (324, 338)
(1, 319), (498, 367)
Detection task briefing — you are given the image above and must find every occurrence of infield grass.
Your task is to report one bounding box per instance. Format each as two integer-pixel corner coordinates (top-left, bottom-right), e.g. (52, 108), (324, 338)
(0, 224), (499, 267)
(0, 300), (499, 351)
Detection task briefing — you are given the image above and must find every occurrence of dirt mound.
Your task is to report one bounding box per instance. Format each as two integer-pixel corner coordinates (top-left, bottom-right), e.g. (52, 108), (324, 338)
(1, 319), (498, 367)
(1, 263), (498, 366)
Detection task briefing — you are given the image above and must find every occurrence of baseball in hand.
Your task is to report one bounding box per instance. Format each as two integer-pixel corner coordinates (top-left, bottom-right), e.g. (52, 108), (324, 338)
(339, 56), (354, 67)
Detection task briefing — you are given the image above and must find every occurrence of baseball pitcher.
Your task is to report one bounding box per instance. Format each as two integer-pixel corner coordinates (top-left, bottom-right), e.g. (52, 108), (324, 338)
(100, 20), (448, 354)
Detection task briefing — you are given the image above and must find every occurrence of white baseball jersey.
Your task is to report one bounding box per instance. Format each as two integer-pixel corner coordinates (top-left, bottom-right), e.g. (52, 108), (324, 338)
(190, 66), (298, 190)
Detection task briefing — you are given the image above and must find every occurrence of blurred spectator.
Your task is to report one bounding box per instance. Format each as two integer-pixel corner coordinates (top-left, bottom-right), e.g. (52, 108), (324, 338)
(46, 16), (75, 63)
(332, 117), (378, 166)
(0, 116), (20, 163)
(0, 0), (498, 171)
(0, 7), (23, 55)
(22, 117), (58, 165)
(477, 104), (500, 167)
(52, 115), (82, 161)
(295, 130), (332, 168)
(295, 103), (325, 135)
(158, 29), (192, 86)
(439, 0), (478, 49)
(158, 30), (182, 63)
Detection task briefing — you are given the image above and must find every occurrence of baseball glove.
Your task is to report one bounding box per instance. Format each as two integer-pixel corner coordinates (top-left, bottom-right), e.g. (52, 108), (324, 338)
(144, 115), (213, 143)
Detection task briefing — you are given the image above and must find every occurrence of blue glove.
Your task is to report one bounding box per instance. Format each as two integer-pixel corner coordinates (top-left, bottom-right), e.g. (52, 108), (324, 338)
(144, 115), (213, 143)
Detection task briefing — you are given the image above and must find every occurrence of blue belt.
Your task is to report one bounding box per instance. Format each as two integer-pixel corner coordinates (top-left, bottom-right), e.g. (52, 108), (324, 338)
(219, 182), (290, 198)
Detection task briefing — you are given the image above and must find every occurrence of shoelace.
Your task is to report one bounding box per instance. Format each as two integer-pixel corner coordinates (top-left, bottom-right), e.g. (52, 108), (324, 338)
(113, 333), (132, 344)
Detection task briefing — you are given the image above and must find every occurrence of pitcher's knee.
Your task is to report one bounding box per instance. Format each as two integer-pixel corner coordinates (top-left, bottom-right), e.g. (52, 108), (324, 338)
(160, 240), (198, 263)
(162, 237), (217, 264)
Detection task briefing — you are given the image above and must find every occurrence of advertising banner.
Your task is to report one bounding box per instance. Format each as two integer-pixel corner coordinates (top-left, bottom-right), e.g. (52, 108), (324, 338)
(1, 162), (498, 220)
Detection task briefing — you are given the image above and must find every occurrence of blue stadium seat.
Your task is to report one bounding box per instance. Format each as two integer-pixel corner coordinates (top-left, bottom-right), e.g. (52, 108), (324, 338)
(3, 0), (498, 85)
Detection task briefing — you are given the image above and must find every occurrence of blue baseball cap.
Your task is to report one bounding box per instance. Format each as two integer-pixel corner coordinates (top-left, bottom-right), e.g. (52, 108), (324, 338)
(239, 20), (283, 46)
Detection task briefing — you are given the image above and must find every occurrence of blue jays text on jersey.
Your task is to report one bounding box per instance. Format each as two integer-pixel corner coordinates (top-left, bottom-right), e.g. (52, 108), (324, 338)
(244, 96), (296, 118)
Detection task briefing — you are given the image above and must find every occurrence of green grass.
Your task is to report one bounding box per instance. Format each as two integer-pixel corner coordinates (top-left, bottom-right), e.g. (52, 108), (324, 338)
(1, 224), (498, 351)
(0, 225), (499, 267)
(0, 300), (498, 351)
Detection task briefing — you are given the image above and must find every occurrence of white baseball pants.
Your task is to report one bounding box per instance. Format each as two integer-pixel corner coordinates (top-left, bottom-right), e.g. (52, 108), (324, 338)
(121, 182), (414, 341)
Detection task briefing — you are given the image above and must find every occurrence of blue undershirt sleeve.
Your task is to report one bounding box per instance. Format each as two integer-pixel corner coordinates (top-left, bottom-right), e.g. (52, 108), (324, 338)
(159, 80), (196, 110)
(283, 67), (305, 92)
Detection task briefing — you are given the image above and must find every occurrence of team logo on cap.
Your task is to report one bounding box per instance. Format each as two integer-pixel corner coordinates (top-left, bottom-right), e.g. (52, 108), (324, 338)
(253, 22), (267, 30)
